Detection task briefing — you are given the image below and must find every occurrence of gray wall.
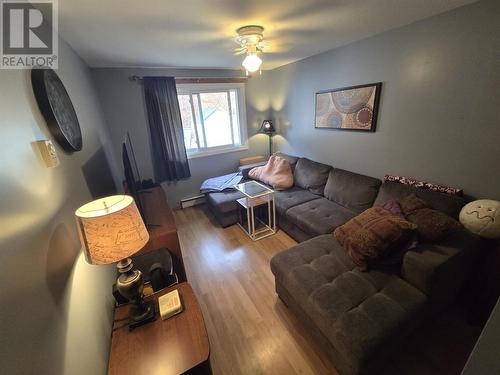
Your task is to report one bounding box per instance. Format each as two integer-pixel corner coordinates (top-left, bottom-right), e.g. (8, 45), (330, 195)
(268, 0), (500, 200)
(91, 68), (269, 207)
(0, 38), (119, 374)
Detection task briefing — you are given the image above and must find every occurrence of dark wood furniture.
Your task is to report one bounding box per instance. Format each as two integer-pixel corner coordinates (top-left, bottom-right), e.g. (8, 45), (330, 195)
(108, 282), (211, 375)
(137, 186), (187, 282)
(467, 239), (500, 325)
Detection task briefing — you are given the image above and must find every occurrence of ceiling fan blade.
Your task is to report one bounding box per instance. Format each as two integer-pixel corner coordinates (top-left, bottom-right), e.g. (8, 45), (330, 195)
(257, 41), (269, 52)
(234, 47), (247, 55)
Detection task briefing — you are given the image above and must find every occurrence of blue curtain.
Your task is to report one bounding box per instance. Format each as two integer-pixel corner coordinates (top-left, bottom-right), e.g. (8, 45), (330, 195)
(143, 77), (191, 182)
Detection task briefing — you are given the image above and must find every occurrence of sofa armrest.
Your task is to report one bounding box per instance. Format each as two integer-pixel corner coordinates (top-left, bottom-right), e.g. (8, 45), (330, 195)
(238, 161), (267, 179)
(402, 250), (448, 295)
(401, 230), (481, 310)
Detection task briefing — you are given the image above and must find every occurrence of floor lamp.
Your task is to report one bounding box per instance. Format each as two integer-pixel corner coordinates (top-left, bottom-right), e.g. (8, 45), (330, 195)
(259, 120), (276, 157)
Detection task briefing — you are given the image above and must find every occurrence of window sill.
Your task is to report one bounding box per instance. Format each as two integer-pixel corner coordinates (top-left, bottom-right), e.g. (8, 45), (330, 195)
(187, 145), (249, 159)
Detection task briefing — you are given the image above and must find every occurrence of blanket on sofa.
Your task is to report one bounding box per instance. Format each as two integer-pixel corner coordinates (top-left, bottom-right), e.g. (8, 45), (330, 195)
(200, 172), (243, 194)
(248, 154), (293, 190)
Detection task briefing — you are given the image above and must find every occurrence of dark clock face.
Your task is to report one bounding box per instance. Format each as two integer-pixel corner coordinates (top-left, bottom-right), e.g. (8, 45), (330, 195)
(31, 69), (82, 152)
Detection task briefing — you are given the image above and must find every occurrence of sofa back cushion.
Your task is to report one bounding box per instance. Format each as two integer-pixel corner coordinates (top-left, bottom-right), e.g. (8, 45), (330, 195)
(374, 181), (466, 218)
(324, 168), (381, 213)
(293, 158), (332, 195)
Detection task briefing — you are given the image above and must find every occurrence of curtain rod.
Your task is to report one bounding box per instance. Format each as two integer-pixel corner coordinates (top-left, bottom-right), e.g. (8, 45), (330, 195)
(129, 75), (248, 84)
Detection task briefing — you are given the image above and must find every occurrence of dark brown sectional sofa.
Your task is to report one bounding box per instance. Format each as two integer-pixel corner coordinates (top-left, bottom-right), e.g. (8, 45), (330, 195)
(205, 153), (480, 375)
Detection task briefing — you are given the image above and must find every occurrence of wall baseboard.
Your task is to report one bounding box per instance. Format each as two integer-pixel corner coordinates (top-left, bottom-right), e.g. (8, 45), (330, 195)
(180, 195), (206, 209)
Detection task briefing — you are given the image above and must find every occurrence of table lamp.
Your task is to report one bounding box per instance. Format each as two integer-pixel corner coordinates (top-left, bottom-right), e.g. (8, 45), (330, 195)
(259, 120), (276, 157)
(75, 195), (155, 329)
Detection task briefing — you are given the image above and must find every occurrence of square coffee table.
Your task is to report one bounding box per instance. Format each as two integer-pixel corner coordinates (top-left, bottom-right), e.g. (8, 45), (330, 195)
(235, 180), (276, 240)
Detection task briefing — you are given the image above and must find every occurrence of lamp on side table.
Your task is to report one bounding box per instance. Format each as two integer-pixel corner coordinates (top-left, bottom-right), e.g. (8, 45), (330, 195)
(75, 194), (156, 330)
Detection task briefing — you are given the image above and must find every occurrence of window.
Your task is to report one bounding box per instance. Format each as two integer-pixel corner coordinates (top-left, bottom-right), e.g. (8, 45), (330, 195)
(177, 83), (247, 158)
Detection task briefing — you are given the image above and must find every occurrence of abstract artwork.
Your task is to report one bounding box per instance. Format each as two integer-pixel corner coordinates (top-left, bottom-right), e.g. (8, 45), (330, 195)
(314, 82), (382, 132)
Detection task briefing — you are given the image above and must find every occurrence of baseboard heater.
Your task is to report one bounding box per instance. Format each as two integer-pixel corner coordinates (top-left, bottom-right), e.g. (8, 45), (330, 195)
(180, 195), (206, 209)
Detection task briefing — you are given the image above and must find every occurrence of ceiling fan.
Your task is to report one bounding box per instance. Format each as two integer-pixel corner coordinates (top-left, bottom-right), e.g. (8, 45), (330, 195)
(235, 25), (267, 75)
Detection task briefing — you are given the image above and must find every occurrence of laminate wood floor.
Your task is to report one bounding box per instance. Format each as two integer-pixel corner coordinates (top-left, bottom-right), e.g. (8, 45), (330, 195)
(174, 205), (481, 375)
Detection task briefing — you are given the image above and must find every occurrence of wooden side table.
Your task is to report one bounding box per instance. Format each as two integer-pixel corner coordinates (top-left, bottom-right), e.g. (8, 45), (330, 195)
(108, 283), (211, 375)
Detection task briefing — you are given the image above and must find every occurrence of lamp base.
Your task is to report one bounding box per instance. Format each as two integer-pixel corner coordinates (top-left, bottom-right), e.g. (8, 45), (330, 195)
(116, 258), (157, 330)
(128, 300), (156, 330)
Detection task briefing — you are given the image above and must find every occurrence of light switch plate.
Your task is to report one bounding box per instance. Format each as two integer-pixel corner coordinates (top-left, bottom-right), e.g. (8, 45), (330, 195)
(35, 140), (60, 168)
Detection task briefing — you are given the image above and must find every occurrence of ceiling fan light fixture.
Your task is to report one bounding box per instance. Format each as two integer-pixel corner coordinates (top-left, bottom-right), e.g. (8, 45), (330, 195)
(242, 53), (262, 73)
(236, 25), (265, 74)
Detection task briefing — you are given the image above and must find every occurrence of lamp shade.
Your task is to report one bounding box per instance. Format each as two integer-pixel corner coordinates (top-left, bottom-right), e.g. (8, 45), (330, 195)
(259, 120), (275, 134)
(75, 195), (149, 265)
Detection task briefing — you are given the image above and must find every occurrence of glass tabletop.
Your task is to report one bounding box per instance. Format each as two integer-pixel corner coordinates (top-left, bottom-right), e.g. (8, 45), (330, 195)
(235, 180), (273, 198)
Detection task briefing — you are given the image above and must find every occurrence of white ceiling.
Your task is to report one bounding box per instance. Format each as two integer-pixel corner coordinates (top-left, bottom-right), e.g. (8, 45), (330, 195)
(58, 0), (476, 70)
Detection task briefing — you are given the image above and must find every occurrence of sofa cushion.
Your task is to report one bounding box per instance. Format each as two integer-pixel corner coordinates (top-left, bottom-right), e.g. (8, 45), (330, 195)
(324, 168), (381, 213)
(294, 158), (332, 195)
(248, 154), (293, 190)
(271, 235), (428, 366)
(271, 235), (356, 286)
(206, 189), (245, 214)
(285, 198), (356, 237)
(374, 181), (465, 218)
(274, 187), (322, 215)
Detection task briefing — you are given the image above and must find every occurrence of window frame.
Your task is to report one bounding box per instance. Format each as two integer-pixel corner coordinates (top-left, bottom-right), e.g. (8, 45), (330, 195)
(176, 83), (248, 159)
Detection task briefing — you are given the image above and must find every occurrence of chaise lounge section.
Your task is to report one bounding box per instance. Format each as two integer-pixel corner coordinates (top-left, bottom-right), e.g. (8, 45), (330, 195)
(271, 198), (479, 374)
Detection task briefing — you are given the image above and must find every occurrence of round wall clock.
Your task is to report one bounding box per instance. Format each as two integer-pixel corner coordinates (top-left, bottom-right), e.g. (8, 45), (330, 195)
(31, 69), (82, 152)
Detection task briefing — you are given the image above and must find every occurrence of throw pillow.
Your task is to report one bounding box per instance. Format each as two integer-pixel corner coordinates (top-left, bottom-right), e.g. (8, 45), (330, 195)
(381, 199), (404, 217)
(400, 194), (462, 241)
(400, 193), (428, 215)
(384, 175), (464, 196)
(376, 199), (419, 271)
(334, 206), (417, 271)
(248, 155), (293, 191)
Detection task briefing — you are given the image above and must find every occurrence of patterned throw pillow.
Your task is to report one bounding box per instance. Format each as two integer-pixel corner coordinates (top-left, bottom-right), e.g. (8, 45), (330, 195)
(381, 199), (405, 217)
(375, 199), (419, 271)
(401, 194), (462, 241)
(384, 175), (463, 196)
(334, 206), (417, 271)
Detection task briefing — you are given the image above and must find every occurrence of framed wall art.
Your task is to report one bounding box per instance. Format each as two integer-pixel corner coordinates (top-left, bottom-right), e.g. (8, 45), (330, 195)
(314, 82), (382, 132)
